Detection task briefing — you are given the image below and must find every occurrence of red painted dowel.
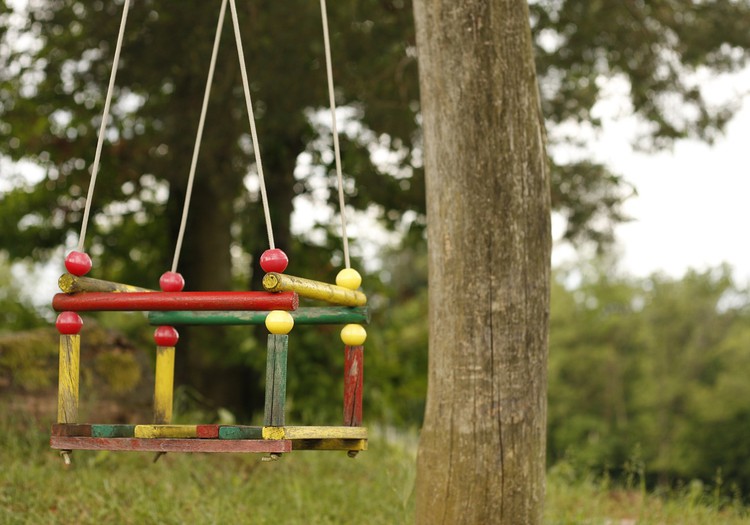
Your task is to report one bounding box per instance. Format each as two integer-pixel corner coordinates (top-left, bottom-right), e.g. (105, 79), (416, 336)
(52, 291), (299, 312)
(343, 345), (364, 426)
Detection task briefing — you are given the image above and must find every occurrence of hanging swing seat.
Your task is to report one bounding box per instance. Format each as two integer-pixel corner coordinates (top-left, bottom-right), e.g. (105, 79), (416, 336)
(51, 0), (368, 462)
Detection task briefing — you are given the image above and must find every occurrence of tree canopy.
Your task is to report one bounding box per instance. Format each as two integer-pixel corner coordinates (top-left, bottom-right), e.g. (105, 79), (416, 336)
(2, 0), (750, 415)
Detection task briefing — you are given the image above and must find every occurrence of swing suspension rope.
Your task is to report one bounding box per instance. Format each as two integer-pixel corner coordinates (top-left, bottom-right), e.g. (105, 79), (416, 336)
(175, 0), (280, 270)
(319, 0), (351, 270)
(75, 0), (353, 274)
(76, 0), (131, 253)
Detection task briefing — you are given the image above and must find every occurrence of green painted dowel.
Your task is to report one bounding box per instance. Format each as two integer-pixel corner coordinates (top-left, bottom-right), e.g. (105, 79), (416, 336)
(148, 307), (370, 326)
(264, 334), (288, 427)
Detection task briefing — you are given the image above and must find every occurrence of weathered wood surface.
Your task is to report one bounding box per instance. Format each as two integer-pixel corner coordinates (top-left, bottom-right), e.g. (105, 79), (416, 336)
(57, 334), (80, 424)
(148, 307), (370, 326)
(263, 334), (288, 427)
(52, 291), (299, 312)
(58, 273), (153, 294)
(50, 436), (292, 453)
(134, 425), (199, 438)
(343, 345), (364, 426)
(262, 426), (368, 440)
(92, 424), (136, 438)
(262, 273), (366, 307)
(153, 346), (175, 424)
(292, 439), (368, 451)
(218, 426), (264, 440)
(413, 0), (551, 522)
(51, 424), (136, 437)
(51, 424), (91, 437)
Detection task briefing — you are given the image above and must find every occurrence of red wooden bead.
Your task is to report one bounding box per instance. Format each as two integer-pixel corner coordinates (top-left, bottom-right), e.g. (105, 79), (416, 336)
(154, 326), (179, 347)
(259, 249), (289, 273)
(159, 272), (185, 292)
(56, 312), (83, 335)
(64, 251), (92, 276)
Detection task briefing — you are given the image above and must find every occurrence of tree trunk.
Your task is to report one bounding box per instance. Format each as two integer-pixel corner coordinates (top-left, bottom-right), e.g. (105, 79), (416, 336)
(413, 1), (551, 523)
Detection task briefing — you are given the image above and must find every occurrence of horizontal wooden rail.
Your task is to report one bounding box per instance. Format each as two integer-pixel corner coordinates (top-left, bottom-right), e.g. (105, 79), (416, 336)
(50, 436), (292, 453)
(52, 291), (298, 312)
(262, 426), (368, 440)
(262, 273), (367, 307)
(147, 307), (370, 326)
(58, 273), (154, 294)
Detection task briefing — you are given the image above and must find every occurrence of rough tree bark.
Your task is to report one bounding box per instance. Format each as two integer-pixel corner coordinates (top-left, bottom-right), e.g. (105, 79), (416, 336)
(413, 1), (551, 523)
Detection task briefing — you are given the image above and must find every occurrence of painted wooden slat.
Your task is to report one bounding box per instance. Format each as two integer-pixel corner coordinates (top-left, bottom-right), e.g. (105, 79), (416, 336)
(58, 273), (153, 294)
(91, 424), (136, 438)
(148, 307), (370, 326)
(153, 345), (175, 424)
(343, 345), (364, 426)
(262, 426), (368, 440)
(50, 436), (292, 453)
(196, 425), (220, 439)
(51, 424), (91, 437)
(292, 439), (368, 451)
(134, 425), (198, 439)
(263, 334), (288, 427)
(57, 334), (80, 424)
(262, 273), (366, 307)
(52, 291), (299, 312)
(219, 426), (264, 440)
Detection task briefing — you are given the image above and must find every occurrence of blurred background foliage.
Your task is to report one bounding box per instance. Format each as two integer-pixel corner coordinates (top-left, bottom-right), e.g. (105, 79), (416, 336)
(2, 0), (750, 493)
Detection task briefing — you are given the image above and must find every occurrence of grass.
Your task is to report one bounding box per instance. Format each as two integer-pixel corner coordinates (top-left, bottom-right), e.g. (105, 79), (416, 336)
(0, 411), (417, 524)
(1, 409), (748, 524)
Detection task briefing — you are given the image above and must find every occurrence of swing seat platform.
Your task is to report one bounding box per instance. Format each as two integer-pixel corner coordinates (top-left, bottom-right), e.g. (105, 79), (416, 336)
(50, 424), (367, 454)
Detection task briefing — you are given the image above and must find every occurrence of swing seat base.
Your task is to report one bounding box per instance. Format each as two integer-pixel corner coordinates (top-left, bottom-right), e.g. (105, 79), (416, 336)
(50, 435), (292, 454)
(50, 424), (367, 454)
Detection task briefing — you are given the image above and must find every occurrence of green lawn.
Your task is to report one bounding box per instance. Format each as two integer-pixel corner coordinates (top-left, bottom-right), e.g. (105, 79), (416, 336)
(1, 411), (748, 524)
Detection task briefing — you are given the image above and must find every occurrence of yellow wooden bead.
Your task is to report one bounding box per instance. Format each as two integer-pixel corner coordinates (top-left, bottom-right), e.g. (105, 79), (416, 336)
(336, 268), (362, 290)
(265, 310), (294, 334)
(341, 324), (367, 346)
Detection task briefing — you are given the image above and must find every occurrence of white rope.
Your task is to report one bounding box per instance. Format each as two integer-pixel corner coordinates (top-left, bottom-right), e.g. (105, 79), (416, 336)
(77, 0), (131, 252)
(171, 0), (228, 273)
(319, 0), (351, 269)
(228, 0), (275, 250)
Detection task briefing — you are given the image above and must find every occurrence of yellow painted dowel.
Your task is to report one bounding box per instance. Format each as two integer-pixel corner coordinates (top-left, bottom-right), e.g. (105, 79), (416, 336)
(58, 273), (153, 294)
(262, 426), (368, 440)
(262, 273), (367, 307)
(153, 346), (175, 424)
(57, 335), (80, 423)
(135, 424), (197, 439)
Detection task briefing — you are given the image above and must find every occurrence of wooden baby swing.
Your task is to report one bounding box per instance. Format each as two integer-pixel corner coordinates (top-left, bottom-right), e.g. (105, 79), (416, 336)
(51, 0), (368, 463)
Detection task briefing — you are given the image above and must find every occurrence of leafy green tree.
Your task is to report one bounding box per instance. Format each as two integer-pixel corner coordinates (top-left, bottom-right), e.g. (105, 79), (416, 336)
(2, 0), (750, 416)
(548, 263), (750, 491)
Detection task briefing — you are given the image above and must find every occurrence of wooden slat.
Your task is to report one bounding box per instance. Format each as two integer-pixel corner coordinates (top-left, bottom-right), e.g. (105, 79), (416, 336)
(196, 425), (220, 439)
(50, 436), (292, 453)
(292, 439), (368, 451)
(262, 273), (367, 307)
(51, 424), (91, 437)
(263, 334), (288, 427)
(91, 424), (136, 438)
(343, 345), (364, 426)
(219, 426), (264, 440)
(134, 425), (198, 439)
(148, 307), (370, 326)
(262, 426), (368, 440)
(58, 273), (153, 294)
(57, 334), (80, 424)
(153, 345), (175, 424)
(52, 291), (299, 312)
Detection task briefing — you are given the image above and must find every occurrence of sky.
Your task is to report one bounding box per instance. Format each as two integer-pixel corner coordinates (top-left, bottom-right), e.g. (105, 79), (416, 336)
(553, 68), (750, 285)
